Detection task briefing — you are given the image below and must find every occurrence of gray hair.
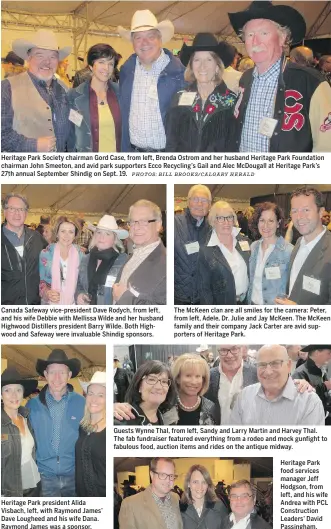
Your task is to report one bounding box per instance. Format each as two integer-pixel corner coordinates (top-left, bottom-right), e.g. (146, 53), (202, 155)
(2, 193), (29, 210)
(208, 200), (237, 228)
(240, 20), (292, 50)
(129, 199), (162, 222)
(187, 185), (212, 201)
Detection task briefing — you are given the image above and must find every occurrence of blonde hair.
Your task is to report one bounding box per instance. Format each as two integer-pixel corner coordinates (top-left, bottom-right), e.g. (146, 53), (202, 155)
(171, 354), (210, 396)
(80, 384), (106, 433)
(129, 199), (162, 222)
(184, 51), (225, 84)
(89, 230), (124, 253)
(238, 56), (254, 72)
(208, 200), (237, 228)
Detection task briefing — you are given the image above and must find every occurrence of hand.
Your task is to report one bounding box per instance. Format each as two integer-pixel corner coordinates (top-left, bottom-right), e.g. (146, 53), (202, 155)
(293, 379), (315, 393)
(77, 293), (90, 305)
(37, 136), (56, 152)
(113, 283), (128, 302)
(79, 246), (88, 254)
(114, 402), (135, 421)
(47, 289), (60, 304)
(324, 380), (331, 390)
(275, 297), (297, 305)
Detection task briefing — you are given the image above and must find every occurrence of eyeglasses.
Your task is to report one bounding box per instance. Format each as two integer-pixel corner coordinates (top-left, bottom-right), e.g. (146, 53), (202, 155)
(215, 215), (235, 223)
(218, 346), (240, 356)
(142, 375), (171, 388)
(189, 197), (210, 204)
(152, 471), (178, 481)
(229, 493), (253, 501)
(257, 359), (285, 371)
(5, 207), (27, 213)
(129, 219), (157, 227)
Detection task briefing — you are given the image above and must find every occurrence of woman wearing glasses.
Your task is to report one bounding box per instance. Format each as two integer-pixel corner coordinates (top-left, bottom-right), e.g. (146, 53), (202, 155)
(198, 201), (250, 305)
(113, 361), (177, 425)
(180, 465), (228, 529)
(75, 215), (128, 305)
(247, 202), (293, 304)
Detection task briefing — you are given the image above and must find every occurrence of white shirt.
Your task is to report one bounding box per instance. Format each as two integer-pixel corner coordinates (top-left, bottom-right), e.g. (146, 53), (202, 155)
(218, 361), (244, 424)
(113, 367), (118, 394)
(251, 242), (275, 304)
(289, 227), (326, 294)
(21, 420), (40, 489)
(208, 228), (249, 297)
(229, 511), (252, 529)
(222, 66), (242, 94)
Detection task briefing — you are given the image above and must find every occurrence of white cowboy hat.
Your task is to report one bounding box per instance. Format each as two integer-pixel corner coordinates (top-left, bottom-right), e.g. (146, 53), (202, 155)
(87, 215), (129, 240)
(13, 29), (71, 61)
(118, 10), (174, 44)
(79, 371), (106, 393)
(196, 344), (210, 353)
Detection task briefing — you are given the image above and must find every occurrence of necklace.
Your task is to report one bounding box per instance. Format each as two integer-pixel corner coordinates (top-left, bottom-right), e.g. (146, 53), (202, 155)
(88, 416), (105, 434)
(177, 396), (200, 411)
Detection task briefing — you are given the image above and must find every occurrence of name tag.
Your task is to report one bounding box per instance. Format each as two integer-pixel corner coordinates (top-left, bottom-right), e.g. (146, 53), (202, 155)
(16, 245), (24, 258)
(69, 109), (83, 127)
(265, 266), (281, 280)
(105, 275), (116, 288)
(259, 117), (278, 138)
(185, 241), (200, 255)
(129, 284), (140, 297)
(239, 240), (250, 251)
(178, 92), (197, 106)
(303, 275), (321, 296)
(148, 83), (158, 100)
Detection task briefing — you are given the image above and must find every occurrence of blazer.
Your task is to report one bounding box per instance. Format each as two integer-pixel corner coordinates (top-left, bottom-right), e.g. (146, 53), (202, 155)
(222, 512), (271, 529)
(287, 230), (331, 304)
(119, 486), (183, 529)
(115, 241), (166, 305)
(180, 501), (228, 529)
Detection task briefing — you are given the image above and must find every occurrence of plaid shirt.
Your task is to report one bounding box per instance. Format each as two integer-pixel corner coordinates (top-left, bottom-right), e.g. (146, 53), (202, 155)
(1, 71), (70, 152)
(76, 226), (92, 250)
(239, 58), (281, 152)
(129, 50), (170, 149)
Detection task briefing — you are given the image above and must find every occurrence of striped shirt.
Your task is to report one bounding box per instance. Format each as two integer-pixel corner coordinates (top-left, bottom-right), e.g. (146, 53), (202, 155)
(151, 489), (181, 529)
(129, 50), (170, 150)
(229, 376), (325, 425)
(240, 58), (281, 152)
(45, 389), (69, 454)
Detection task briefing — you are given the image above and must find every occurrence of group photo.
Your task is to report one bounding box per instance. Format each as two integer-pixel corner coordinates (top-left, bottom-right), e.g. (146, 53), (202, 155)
(113, 344), (331, 426)
(1, 343), (106, 497)
(174, 184), (331, 306)
(114, 456), (273, 529)
(1, 183), (166, 306)
(1, 1), (330, 153)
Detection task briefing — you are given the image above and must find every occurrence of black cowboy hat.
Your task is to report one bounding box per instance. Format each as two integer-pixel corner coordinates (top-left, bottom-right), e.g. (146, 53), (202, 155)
(36, 349), (81, 378)
(228, 1), (306, 45)
(180, 33), (236, 68)
(301, 345), (331, 353)
(1, 367), (38, 398)
(1, 51), (25, 66)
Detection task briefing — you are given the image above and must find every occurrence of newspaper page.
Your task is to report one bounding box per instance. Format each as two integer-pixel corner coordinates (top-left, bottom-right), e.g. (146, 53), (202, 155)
(1, 2), (331, 529)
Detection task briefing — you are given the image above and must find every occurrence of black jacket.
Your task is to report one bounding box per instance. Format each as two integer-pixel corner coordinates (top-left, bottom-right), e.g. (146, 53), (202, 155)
(1, 225), (46, 304)
(292, 357), (330, 414)
(113, 403), (164, 426)
(198, 233), (250, 305)
(180, 501), (228, 529)
(166, 82), (237, 152)
(114, 368), (130, 403)
(222, 512), (271, 529)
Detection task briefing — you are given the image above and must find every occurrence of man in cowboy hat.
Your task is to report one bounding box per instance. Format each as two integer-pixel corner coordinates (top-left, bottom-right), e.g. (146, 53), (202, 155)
(1, 50), (26, 79)
(117, 9), (185, 152)
(26, 349), (85, 496)
(293, 345), (331, 425)
(1, 29), (71, 152)
(228, 1), (331, 152)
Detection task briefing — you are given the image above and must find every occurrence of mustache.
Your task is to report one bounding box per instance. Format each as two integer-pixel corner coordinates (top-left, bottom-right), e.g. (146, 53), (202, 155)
(251, 46), (265, 53)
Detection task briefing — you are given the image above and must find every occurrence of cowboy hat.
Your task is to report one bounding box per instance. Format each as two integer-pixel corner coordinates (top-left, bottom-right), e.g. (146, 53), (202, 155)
(13, 29), (72, 61)
(1, 367), (38, 398)
(79, 371), (106, 393)
(36, 349), (81, 378)
(118, 10), (174, 44)
(301, 345), (331, 354)
(87, 215), (129, 240)
(196, 344), (210, 353)
(228, 1), (306, 45)
(1, 51), (24, 66)
(180, 33), (236, 68)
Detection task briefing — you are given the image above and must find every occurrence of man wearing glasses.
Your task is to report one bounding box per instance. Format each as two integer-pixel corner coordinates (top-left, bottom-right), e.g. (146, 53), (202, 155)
(230, 345), (325, 425)
(119, 457), (182, 529)
(223, 480), (271, 529)
(113, 199), (166, 305)
(174, 185), (212, 305)
(1, 193), (46, 304)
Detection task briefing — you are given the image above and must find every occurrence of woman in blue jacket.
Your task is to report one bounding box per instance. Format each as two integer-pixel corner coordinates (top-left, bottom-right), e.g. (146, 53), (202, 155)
(247, 202), (293, 304)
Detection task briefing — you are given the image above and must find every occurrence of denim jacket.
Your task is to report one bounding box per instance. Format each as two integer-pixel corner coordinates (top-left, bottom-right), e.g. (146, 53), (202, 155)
(247, 236), (293, 304)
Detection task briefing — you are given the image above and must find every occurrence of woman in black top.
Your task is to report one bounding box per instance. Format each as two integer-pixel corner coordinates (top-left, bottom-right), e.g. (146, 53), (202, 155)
(75, 372), (106, 496)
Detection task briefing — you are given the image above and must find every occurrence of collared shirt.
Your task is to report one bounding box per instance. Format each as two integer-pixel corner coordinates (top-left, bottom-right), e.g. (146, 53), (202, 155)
(229, 511), (252, 529)
(289, 227), (326, 294)
(129, 50), (170, 149)
(240, 58), (281, 152)
(45, 388), (69, 454)
(251, 243), (275, 304)
(207, 228), (249, 297)
(218, 361), (244, 425)
(151, 489), (180, 529)
(3, 225), (25, 248)
(119, 239), (161, 287)
(76, 226), (92, 250)
(229, 376), (325, 425)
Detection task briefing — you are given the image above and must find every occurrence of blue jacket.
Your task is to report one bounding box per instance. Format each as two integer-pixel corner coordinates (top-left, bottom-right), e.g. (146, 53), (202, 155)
(26, 385), (85, 477)
(174, 209), (211, 304)
(119, 49), (185, 151)
(247, 236), (293, 304)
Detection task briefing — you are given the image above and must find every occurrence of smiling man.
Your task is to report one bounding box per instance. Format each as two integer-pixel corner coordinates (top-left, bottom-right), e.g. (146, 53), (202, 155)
(1, 29), (71, 152)
(223, 480), (271, 529)
(118, 10), (185, 152)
